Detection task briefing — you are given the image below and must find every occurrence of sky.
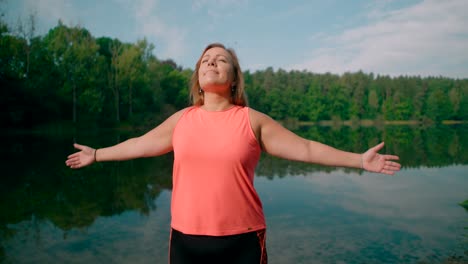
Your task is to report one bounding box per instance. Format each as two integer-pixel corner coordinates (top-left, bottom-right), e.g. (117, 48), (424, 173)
(3, 0), (468, 78)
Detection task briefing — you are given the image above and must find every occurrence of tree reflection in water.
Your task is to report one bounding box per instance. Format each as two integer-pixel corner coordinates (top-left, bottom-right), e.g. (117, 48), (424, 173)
(0, 124), (467, 263)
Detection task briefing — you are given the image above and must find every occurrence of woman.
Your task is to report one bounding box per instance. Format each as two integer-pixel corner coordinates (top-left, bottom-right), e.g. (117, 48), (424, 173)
(66, 43), (401, 264)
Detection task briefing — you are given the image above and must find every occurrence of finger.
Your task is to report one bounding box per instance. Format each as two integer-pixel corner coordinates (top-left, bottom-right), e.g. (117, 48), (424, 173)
(384, 155), (399, 160)
(384, 165), (400, 172)
(72, 160), (81, 168)
(67, 155), (82, 164)
(372, 142), (385, 152)
(67, 153), (80, 159)
(66, 159), (77, 166)
(73, 143), (86, 151)
(66, 156), (79, 163)
(385, 161), (401, 168)
(381, 170), (395, 175)
(392, 163), (401, 170)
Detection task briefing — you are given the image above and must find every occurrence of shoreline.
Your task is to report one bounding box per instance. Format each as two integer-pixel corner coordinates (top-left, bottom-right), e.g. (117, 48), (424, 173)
(291, 119), (468, 127)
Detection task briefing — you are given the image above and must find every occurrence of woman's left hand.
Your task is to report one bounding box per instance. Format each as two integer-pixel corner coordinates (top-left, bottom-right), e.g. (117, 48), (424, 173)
(362, 142), (401, 175)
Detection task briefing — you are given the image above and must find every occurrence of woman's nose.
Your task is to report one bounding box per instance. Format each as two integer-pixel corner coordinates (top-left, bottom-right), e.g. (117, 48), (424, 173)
(208, 59), (216, 66)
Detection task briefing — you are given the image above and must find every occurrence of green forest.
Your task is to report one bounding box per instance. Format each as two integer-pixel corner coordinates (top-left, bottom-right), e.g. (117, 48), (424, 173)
(2, 18), (467, 130)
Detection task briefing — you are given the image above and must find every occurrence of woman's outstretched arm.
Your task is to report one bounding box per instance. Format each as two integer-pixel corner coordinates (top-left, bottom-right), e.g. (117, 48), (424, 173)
(250, 109), (401, 175)
(65, 108), (187, 169)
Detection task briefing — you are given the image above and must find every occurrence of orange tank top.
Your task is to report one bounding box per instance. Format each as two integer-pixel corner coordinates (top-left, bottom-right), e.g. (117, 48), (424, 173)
(171, 106), (265, 236)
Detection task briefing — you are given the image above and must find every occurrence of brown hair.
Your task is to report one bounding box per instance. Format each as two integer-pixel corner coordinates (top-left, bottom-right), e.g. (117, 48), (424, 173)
(190, 43), (247, 106)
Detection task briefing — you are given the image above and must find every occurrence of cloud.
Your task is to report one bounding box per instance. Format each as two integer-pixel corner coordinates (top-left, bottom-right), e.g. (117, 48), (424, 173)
(128, 0), (247, 61)
(291, 0), (468, 78)
(123, 0), (188, 61)
(22, 0), (72, 20)
(191, 0), (248, 26)
(138, 15), (187, 60)
(192, 0), (248, 11)
(8, 0), (77, 33)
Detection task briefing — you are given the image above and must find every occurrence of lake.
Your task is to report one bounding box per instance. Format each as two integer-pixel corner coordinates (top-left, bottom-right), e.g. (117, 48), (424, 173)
(1, 125), (467, 264)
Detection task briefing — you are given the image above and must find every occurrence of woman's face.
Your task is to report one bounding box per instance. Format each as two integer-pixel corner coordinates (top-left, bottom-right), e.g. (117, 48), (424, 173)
(198, 47), (235, 93)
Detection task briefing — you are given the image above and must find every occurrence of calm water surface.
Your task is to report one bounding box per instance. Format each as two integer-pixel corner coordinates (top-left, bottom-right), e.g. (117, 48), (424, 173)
(1, 125), (467, 264)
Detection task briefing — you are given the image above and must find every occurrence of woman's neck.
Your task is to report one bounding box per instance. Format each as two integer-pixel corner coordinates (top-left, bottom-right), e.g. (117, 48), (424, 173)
(201, 92), (233, 111)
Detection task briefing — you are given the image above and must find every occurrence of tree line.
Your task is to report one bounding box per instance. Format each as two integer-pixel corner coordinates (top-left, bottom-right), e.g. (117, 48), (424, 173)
(2, 19), (467, 129)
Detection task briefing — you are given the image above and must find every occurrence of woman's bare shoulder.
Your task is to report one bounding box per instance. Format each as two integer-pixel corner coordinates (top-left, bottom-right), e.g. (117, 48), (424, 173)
(247, 107), (274, 124)
(247, 107), (278, 138)
(166, 106), (193, 123)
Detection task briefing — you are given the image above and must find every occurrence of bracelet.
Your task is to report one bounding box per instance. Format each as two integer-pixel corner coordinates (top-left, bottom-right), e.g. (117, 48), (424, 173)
(94, 149), (98, 162)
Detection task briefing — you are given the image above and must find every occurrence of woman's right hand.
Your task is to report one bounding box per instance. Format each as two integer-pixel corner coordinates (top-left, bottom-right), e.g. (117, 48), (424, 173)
(65, 143), (96, 169)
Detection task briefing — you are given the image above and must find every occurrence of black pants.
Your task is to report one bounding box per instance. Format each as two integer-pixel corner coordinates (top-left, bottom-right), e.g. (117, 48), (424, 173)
(169, 228), (267, 264)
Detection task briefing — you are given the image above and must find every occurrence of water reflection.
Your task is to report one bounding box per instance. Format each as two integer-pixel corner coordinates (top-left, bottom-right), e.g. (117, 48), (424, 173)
(257, 124), (468, 178)
(1, 125), (467, 263)
(257, 166), (467, 263)
(1, 191), (172, 264)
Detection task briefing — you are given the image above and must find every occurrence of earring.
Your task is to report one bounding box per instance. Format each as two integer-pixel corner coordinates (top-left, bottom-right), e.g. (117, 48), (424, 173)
(199, 88), (203, 95)
(231, 85), (236, 94)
